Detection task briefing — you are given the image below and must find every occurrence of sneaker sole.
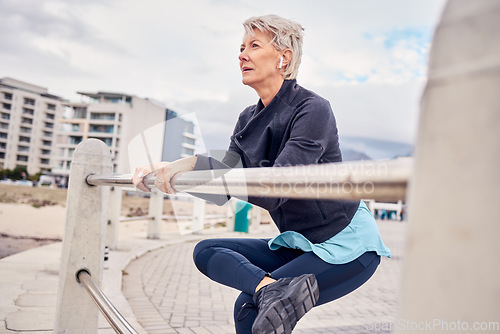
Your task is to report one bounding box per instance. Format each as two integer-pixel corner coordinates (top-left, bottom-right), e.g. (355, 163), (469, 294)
(252, 274), (319, 334)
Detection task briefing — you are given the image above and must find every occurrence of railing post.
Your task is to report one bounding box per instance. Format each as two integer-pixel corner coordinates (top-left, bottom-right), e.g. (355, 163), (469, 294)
(397, 0), (500, 330)
(250, 205), (261, 231)
(147, 188), (163, 239)
(55, 139), (112, 333)
(192, 197), (206, 233)
(225, 198), (236, 232)
(107, 186), (122, 250)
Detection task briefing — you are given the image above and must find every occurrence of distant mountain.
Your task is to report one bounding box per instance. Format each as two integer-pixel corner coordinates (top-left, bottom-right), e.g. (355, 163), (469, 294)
(339, 136), (413, 161)
(342, 148), (372, 161)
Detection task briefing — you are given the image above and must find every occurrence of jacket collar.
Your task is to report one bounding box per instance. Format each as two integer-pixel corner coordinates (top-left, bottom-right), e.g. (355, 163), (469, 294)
(232, 79), (298, 166)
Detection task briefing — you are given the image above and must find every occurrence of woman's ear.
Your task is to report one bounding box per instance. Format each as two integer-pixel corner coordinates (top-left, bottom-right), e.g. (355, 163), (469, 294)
(282, 49), (293, 67)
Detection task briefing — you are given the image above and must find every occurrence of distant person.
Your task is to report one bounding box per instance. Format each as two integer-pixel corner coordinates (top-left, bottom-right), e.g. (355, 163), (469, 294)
(133, 14), (391, 334)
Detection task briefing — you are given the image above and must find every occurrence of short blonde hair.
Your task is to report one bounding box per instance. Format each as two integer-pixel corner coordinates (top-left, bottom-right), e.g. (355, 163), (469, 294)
(243, 14), (304, 80)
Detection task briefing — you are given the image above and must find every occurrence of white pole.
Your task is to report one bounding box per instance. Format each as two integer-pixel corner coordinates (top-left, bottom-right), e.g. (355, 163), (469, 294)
(147, 188), (163, 239)
(225, 198), (236, 232)
(192, 197), (206, 233)
(55, 138), (112, 333)
(397, 0), (500, 331)
(106, 186), (122, 250)
(250, 205), (261, 231)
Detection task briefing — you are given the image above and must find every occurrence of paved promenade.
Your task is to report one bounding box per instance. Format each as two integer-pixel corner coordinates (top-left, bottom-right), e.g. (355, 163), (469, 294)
(0, 218), (406, 333)
(122, 220), (407, 334)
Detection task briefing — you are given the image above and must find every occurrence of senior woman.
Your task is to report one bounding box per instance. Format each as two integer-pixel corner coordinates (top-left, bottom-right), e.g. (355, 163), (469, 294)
(133, 14), (390, 334)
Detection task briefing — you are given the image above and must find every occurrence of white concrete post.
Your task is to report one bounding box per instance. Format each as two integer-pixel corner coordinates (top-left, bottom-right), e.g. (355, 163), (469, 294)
(397, 0), (500, 331)
(367, 199), (375, 217)
(147, 188), (163, 239)
(395, 200), (402, 221)
(192, 197), (206, 233)
(106, 186), (122, 250)
(250, 205), (261, 231)
(55, 139), (112, 333)
(225, 198), (236, 232)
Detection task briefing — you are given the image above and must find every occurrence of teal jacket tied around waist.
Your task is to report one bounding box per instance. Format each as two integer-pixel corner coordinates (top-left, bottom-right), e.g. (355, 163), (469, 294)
(193, 79), (360, 244)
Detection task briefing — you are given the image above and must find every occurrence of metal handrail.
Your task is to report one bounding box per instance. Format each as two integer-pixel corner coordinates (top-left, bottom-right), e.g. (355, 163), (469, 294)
(86, 159), (411, 202)
(77, 270), (138, 334)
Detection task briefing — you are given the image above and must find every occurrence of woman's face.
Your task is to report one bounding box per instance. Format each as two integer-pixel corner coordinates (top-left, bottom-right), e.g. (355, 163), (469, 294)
(239, 28), (282, 89)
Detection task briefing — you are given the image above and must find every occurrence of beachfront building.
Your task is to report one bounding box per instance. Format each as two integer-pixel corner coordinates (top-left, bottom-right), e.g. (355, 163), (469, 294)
(162, 109), (197, 161)
(0, 77), (64, 174)
(53, 92), (166, 179)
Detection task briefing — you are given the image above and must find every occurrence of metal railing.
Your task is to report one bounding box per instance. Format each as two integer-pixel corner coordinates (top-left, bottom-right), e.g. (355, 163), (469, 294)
(87, 158), (411, 202)
(77, 270), (138, 334)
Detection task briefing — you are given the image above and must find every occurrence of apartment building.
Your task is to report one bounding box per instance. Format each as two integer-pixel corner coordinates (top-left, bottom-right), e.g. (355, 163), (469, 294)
(0, 77), (64, 174)
(162, 109), (197, 161)
(53, 91), (166, 177)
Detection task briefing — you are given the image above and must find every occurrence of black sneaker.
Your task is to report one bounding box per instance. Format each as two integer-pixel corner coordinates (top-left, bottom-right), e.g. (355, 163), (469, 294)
(252, 274), (319, 334)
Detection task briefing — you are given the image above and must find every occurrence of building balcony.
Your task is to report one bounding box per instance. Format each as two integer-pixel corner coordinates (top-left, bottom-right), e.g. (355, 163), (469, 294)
(182, 131), (196, 140)
(181, 142), (197, 150)
(20, 120), (34, 127)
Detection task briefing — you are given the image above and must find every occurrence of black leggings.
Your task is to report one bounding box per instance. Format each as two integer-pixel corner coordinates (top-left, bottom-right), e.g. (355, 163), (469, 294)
(193, 238), (380, 334)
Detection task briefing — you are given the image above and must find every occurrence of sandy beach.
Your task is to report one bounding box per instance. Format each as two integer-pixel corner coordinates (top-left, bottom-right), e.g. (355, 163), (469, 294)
(0, 184), (240, 259)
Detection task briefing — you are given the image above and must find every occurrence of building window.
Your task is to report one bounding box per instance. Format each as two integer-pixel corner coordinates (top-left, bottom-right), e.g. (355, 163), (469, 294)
(42, 140), (52, 146)
(0, 132), (8, 139)
(19, 136), (30, 143)
(20, 127), (31, 134)
(44, 122), (54, 129)
(1, 113), (10, 120)
(40, 158), (50, 165)
(3, 92), (12, 100)
(21, 117), (33, 125)
(2, 103), (11, 110)
(0, 123), (8, 130)
(182, 147), (194, 156)
(89, 124), (114, 133)
(16, 155), (29, 162)
(46, 113), (55, 120)
(24, 97), (35, 106)
(47, 103), (56, 110)
(43, 131), (53, 137)
(0, 152), (5, 159)
(23, 108), (34, 115)
(18, 145), (30, 152)
(69, 136), (82, 145)
(184, 137), (195, 145)
(73, 107), (87, 119)
(88, 137), (112, 146)
(90, 112), (115, 120)
(41, 149), (51, 155)
(0, 142), (6, 149)
(184, 122), (194, 133)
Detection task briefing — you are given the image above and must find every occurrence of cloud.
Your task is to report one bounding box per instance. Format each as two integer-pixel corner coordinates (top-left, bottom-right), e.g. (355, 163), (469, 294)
(0, 0), (448, 148)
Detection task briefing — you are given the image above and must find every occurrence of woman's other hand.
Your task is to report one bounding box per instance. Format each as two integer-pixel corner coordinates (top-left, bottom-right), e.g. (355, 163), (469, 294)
(132, 156), (197, 194)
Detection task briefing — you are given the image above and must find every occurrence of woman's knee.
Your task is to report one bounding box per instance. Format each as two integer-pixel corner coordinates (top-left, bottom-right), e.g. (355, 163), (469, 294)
(193, 239), (220, 275)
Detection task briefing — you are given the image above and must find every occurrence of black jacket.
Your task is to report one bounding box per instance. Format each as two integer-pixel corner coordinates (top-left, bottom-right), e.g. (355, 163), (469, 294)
(193, 79), (359, 243)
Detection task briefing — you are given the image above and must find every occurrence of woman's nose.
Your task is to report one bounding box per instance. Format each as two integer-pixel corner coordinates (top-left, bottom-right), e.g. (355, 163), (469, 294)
(239, 50), (248, 62)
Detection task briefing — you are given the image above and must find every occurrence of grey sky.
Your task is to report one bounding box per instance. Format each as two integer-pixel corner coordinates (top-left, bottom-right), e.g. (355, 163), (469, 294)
(0, 0), (447, 150)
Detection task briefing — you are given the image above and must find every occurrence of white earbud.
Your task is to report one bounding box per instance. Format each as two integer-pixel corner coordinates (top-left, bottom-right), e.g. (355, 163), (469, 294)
(279, 56), (284, 69)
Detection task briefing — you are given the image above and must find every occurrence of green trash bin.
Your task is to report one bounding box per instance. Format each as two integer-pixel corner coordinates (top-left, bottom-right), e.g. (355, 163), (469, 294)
(234, 201), (252, 233)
